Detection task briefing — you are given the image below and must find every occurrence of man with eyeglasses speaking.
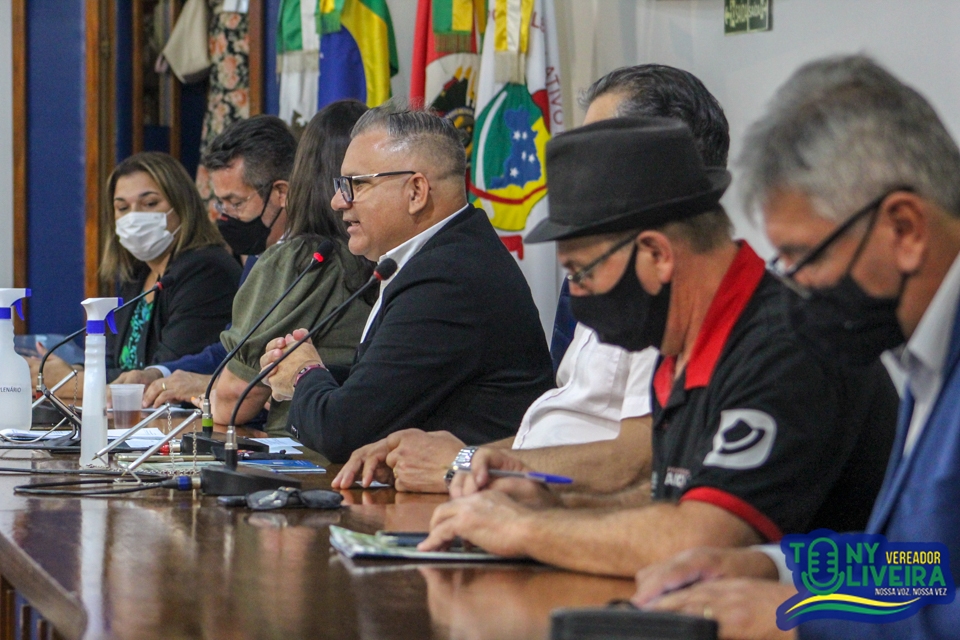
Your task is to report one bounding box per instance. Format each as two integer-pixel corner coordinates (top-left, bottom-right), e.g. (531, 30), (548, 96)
(258, 105), (554, 463)
(416, 116), (899, 578)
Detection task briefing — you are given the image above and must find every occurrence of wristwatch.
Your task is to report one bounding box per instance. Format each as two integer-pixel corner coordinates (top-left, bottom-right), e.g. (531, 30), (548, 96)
(443, 446), (478, 487)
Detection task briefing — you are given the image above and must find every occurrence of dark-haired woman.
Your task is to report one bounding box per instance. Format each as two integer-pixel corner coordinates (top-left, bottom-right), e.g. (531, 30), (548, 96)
(213, 100), (373, 435)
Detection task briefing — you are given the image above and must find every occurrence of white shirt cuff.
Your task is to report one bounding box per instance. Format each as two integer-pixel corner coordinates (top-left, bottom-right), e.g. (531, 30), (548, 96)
(753, 543), (793, 585)
(147, 365), (171, 378)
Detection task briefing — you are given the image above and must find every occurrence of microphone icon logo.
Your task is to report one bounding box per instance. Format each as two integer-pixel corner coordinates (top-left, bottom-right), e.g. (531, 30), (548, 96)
(802, 536), (844, 596)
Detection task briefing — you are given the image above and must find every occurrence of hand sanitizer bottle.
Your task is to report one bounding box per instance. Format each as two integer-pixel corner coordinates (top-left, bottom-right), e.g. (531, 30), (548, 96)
(80, 297), (121, 467)
(0, 289), (32, 431)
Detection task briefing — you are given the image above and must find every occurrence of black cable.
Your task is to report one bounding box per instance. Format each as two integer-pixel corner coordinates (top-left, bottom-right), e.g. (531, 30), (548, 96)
(0, 466), (161, 477)
(14, 475), (188, 497)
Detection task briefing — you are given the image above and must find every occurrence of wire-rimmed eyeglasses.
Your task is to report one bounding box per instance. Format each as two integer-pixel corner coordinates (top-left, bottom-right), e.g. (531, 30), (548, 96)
(565, 234), (637, 287)
(767, 187), (913, 298)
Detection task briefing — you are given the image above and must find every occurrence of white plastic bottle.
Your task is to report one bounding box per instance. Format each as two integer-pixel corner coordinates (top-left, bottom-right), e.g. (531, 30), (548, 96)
(79, 297), (121, 467)
(0, 289), (32, 431)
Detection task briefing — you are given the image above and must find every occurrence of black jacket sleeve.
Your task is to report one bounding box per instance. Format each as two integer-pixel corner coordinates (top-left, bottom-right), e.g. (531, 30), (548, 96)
(106, 246), (240, 382)
(287, 264), (490, 462)
(150, 246), (241, 365)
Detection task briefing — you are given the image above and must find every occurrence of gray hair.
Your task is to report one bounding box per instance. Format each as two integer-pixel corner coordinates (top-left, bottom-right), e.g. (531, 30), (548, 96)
(739, 54), (960, 222)
(351, 101), (467, 178)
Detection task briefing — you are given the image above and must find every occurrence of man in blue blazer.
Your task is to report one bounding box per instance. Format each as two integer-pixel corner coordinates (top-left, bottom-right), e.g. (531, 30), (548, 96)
(260, 106), (555, 463)
(630, 55), (960, 639)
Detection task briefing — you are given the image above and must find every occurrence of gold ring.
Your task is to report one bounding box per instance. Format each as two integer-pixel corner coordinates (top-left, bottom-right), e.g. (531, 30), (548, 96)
(703, 606), (713, 619)
(161, 382), (167, 391)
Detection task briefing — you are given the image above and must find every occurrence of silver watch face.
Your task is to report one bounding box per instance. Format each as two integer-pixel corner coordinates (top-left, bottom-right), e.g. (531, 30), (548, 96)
(453, 446), (478, 470)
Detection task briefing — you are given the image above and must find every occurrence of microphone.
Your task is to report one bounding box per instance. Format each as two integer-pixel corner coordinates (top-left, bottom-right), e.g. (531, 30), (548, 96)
(199, 239), (335, 439)
(36, 274), (176, 395)
(223, 258), (398, 469)
(32, 273), (177, 434)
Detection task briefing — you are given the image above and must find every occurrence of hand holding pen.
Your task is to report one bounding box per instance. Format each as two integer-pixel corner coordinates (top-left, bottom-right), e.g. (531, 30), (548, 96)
(447, 446), (573, 499)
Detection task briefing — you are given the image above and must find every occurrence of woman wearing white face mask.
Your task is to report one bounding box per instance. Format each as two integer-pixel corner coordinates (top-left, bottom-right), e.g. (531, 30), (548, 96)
(101, 152), (242, 383)
(31, 152), (242, 392)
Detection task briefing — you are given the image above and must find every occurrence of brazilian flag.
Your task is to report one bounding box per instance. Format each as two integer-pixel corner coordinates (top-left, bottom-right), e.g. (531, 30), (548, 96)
(318, 0), (399, 108)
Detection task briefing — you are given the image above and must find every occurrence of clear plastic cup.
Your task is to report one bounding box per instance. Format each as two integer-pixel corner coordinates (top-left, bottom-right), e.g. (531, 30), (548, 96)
(109, 384), (144, 430)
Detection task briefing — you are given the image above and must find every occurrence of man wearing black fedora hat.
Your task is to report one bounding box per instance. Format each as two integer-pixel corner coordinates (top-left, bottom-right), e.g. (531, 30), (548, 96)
(330, 64), (733, 495)
(419, 117), (898, 577)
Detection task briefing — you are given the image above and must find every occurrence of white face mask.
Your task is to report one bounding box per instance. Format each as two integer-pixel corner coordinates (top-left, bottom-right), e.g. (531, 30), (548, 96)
(115, 210), (180, 262)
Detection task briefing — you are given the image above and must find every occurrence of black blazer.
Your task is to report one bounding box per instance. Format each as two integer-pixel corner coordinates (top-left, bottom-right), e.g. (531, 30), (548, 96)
(288, 205), (555, 462)
(107, 245), (241, 382)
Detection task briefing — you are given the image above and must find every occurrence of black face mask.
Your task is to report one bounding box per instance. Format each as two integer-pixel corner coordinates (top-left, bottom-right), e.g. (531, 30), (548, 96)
(570, 246), (671, 352)
(217, 193), (278, 256)
(787, 274), (905, 367)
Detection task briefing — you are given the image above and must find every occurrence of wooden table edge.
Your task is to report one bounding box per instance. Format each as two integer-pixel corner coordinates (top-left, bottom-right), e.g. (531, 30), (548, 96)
(0, 523), (87, 640)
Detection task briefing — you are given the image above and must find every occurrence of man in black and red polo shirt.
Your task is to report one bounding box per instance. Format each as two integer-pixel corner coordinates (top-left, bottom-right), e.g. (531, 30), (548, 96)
(417, 117), (898, 577)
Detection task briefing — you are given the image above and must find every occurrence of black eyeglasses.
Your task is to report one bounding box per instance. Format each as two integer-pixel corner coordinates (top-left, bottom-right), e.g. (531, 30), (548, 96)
(244, 487), (344, 511)
(768, 187), (913, 297)
(566, 234), (637, 286)
(334, 171), (416, 204)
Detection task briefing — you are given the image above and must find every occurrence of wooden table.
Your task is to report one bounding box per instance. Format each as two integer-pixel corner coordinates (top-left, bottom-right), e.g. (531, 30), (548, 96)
(0, 451), (634, 640)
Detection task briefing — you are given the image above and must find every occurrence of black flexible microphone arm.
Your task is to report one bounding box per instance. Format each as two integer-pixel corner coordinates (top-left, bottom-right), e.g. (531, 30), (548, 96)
(33, 275), (176, 431)
(222, 258), (398, 469)
(201, 240), (334, 436)
(35, 275), (174, 394)
(36, 328), (85, 394)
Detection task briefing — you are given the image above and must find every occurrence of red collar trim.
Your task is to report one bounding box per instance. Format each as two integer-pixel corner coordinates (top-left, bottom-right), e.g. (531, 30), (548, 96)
(653, 242), (766, 405)
(653, 357), (675, 409)
(685, 241), (766, 389)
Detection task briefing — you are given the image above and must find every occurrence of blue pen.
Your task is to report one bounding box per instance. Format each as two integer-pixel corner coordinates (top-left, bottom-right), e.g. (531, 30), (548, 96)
(488, 469), (573, 484)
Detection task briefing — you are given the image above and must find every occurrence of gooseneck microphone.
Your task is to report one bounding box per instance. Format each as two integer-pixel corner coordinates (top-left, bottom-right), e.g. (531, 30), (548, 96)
(223, 258), (398, 469)
(32, 274), (176, 432)
(200, 240), (335, 438)
(36, 274), (176, 394)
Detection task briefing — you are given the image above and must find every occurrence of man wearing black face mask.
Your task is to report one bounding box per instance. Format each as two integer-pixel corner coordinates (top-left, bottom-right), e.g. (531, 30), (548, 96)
(113, 116), (297, 409)
(420, 117), (897, 578)
(631, 55), (960, 639)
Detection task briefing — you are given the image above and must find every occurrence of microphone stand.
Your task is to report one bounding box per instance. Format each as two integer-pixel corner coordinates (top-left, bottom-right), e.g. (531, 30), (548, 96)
(224, 259), (396, 468)
(199, 258), (396, 495)
(30, 278), (171, 444)
(184, 241), (334, 456)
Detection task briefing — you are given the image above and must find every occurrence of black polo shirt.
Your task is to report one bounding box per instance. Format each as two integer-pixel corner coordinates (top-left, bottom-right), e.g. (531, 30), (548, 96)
(650, 242), (897, 541)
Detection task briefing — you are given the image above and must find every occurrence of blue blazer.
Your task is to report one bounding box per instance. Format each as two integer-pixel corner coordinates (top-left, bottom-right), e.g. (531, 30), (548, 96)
(800, 299), (960, 639)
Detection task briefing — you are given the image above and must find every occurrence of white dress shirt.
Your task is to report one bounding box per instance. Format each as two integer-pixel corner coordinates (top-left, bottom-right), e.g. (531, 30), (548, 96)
(898, 250), (960, 456)
(512, 323), (657, 449)
(360, 205), (466, 342)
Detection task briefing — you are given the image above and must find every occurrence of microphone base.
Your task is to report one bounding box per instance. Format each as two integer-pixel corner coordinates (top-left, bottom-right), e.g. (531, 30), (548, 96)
(181, 433), (269, 457)
(200, 465), (302, 496)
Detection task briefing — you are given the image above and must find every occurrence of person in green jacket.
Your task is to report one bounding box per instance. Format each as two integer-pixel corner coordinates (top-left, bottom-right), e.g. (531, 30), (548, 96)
(213, 100), (375, 436)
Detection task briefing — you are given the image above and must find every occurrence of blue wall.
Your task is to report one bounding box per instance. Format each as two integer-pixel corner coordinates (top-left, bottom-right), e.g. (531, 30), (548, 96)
(26, 1), (87, 334)
(265, 0), (280, 115)
(115, 0), (133, 163)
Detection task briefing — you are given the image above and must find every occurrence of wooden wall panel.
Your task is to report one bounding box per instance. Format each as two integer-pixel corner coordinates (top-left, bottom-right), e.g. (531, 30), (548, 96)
(12, 0), (27, 334)
(84, 0), (116, 298)
(249, 0), (263, 116)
